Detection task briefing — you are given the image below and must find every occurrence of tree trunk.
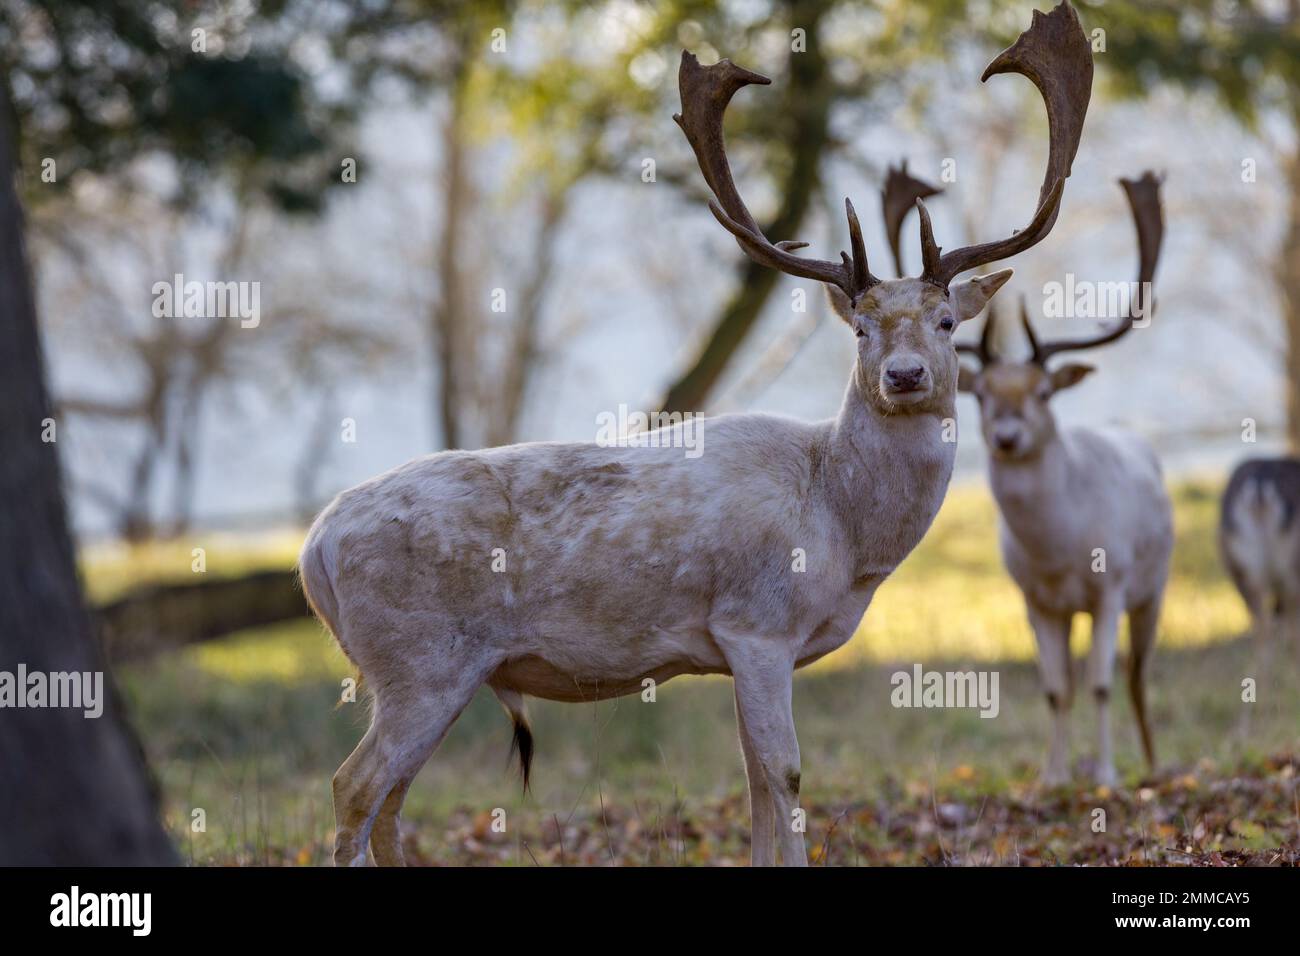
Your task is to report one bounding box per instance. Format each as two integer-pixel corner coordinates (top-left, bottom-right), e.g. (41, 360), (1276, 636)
(657, 0), (834, 415)
(487, 191), (568, 447)
(97, 570), (310, 663)
(433, 62), (474, 450)
(0, 96), (175, 865)
(1281, 106), (1300, 453)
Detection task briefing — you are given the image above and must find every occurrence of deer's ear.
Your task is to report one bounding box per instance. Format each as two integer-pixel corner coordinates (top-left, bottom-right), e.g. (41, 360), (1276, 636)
(951, 269), (1013, 322)
(957, 364), (980, 394)
(825, 285), (854, 325)
(1049, 363), (1095, 392)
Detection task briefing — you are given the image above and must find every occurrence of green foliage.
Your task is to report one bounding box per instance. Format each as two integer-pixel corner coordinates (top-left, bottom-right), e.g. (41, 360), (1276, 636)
(1090, 0), (1300, 124)
(446, 0), (1000, 212)
(0, 0), (349, 208)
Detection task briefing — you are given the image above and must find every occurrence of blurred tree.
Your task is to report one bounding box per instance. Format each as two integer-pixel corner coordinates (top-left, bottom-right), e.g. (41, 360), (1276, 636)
(334, 0), (606, 448)
(654, 0), (838, 414)
(636, 0), (1003, 415)
(1098, 0), (1300, 449)
(4, 1), (1036, 528)
(0, 0), (352, 857)
(342, 0), (986, 433)
(41, 192), (395, 538)
(0, 0), (366, 536)
(489, 0), (988, 416)
(0, 0), (345, 208)
(0, 85), (175, 864)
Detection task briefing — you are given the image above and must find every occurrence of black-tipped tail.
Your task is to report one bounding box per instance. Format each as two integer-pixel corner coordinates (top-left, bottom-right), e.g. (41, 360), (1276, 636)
(509, 717), (534, 793)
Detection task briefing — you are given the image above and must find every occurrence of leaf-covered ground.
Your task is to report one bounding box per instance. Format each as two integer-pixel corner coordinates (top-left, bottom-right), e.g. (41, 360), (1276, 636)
(222, 753), (1297, 867)
(385, 753), (1296, 867)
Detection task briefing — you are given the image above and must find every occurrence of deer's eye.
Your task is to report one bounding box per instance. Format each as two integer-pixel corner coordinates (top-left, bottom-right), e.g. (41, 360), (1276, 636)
(855, 329), (865, 338)
(938, 315), (955, 332)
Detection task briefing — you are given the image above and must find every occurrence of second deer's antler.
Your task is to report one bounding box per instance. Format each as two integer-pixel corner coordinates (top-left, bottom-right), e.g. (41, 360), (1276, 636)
(881, 161), (941, 278)
(1024, 170), (1165, 364)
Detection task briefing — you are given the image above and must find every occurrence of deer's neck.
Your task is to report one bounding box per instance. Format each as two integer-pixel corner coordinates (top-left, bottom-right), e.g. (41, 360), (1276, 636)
(986, 430), (1076, 555)
(822, 361), (957, 580)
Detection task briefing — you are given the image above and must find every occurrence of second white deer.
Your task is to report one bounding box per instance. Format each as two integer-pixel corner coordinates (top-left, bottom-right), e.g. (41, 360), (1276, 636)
(956, 172), (1170, 787)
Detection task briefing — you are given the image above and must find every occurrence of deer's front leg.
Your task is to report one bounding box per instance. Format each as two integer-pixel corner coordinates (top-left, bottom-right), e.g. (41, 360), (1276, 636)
(735, 689), (776, 866)
(721, 635), (806, 867)
(1087, 593), (1123, 788)
(1027, 604), (1073, 787)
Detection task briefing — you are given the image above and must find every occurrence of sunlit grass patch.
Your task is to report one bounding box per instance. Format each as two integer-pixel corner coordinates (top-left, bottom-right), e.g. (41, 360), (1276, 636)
(189, 619), (350, 684)
(830, 477), (1249, 669)
(80, 528), (304, 603)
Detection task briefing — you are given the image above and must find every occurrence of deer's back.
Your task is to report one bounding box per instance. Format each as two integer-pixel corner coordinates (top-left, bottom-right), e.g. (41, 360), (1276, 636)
(309, 414), (863, 685)
(1219, 457), (1300, 599)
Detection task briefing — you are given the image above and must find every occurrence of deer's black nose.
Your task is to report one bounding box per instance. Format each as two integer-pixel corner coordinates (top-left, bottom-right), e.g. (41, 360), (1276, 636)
(885, 364), (926, 391)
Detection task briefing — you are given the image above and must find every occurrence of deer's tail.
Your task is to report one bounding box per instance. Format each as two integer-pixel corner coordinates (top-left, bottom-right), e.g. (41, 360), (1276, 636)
(492, 686), (533, 793)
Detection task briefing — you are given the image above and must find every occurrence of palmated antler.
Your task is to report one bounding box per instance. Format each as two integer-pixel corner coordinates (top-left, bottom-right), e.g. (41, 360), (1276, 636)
(881, 161), (941, 277)
(1025, 170), (1165, 364)
(674, 51), (878, 303)
(918, 1), (1093, 289)
(1122, 170), (1164, 320)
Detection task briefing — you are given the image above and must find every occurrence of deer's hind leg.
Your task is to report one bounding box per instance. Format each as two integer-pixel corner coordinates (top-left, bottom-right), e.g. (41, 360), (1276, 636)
(370, 777), (415, 867)
(332, 723), (383, 866)
(1126, 597), (1160, 771)
(333, 638), (496, 867)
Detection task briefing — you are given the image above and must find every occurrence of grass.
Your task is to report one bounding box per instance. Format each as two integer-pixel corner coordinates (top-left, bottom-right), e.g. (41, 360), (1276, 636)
(100, 478), (1300, 865)
(80, 529), (303, 604)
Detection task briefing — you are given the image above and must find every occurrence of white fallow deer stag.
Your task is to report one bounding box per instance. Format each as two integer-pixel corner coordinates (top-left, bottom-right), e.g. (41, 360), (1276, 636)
(300, 1), (1093, 866)
(955, 171), (1169, 788)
